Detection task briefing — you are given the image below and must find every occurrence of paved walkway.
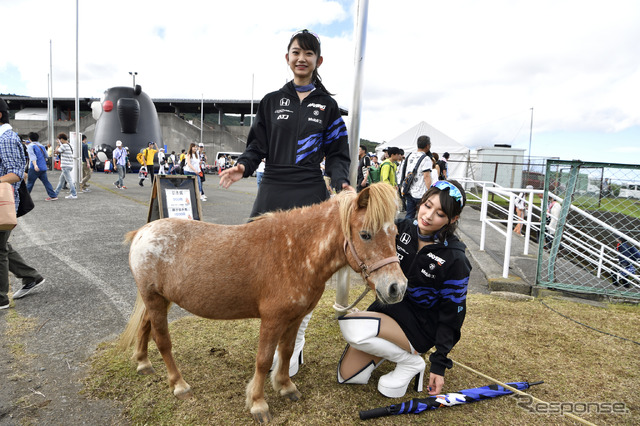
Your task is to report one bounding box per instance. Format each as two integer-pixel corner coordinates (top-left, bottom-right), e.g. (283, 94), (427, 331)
(456, 203), (540, 294)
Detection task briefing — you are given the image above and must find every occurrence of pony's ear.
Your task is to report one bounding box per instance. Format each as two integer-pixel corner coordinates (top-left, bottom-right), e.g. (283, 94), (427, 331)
(355, 186), (370, 209)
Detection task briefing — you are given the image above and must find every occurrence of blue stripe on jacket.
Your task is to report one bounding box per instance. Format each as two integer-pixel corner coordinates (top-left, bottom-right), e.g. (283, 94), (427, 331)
(406, 276), (469, 307)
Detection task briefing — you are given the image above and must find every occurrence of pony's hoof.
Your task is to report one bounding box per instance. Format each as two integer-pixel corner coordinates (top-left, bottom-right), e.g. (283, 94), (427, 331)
(251, 410), (272, 423)
(279, 382), (301, 402)
(136, 366), (156, 375)
(174, 387), (193, 400)
(286, 389), (301, 401)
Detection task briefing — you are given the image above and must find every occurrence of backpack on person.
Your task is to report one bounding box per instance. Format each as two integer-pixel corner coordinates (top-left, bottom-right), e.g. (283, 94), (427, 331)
(368, 164), (381, 184)
(136, 150), (145, 165)
(400, 153), (427, 199)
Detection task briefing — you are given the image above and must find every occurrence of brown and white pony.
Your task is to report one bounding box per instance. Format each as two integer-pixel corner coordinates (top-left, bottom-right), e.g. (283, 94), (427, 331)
(118, 183), (406, 422)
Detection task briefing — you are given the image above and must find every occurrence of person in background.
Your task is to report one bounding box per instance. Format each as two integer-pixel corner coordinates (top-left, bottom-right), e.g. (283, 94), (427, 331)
(367, 154), (381, 186)
(256, 158), (266, 187)
(431, 153), (440, 185)
(46, 143), (53, 170)
(183, 143), (205, 202)
(198, 143), (207, 199)
(220, 29), (352, 377)
(158, 148), (166, 175)
(513, 186), (533, 235)
(357, 145), (371, 192)
(337, 180), (471, 398)
(0, 98), (47, 308)
(544, 196), (562, 249)
(438, 152), (449, 180)
(79, 134), (93, 192)
(217, 154), (226, 172)
(166, 150), (176, 174)
(53, 133), (77, 199)
(112, 140), (129, 189)
(614, 237), (639, 289)
(380, 147), (402, 189)
(402, 135), (432, 220)
(139, 141), (158, 187)
(26, 132), (57, 200)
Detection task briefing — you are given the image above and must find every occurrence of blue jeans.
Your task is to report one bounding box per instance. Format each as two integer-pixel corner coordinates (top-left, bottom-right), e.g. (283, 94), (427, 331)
(54, 167), (77, 196)
(115, 165), (126, 187)
(27, 168), (57, 198)
(405, 196), (422, 220)
(256, 172), (264, 187)
(184, 171), (203, 195)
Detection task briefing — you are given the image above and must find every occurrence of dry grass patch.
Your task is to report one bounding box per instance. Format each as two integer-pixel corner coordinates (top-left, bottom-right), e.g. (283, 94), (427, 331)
(85, 289), (639, 425)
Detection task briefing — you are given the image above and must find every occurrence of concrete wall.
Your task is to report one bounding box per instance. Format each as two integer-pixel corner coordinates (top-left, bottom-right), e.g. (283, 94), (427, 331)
(10, 113), (249, 156)
(157, 113), (248, 156)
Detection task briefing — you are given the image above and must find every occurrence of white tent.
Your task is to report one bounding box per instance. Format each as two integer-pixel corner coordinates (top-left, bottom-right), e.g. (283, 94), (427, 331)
(376, 121), (470, 179)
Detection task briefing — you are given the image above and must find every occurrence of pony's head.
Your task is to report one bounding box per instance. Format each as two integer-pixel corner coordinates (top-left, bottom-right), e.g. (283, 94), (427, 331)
(338, 183), (407, 304)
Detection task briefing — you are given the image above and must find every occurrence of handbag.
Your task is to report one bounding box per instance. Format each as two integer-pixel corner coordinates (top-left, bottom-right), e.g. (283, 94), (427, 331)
(0, 182), (17, 230)
(17, 180), (34, 218)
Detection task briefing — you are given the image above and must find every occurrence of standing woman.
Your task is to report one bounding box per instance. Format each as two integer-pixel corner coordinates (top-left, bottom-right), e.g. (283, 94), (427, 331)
(337, 180), (471, 398)
(183, 143), (205, 202)
(220, 29), (352, 375)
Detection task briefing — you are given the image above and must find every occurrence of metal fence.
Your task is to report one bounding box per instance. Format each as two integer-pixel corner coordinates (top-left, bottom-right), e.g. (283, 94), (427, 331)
(538, 160), (640, 299)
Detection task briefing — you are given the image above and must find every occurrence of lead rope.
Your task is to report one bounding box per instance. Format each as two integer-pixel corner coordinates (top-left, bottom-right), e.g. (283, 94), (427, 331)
(438, 351), (596, 426)
(333, 286), (370, 315)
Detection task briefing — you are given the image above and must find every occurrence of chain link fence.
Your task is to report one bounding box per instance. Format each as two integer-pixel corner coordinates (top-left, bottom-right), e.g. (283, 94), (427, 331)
(538, 160), (640, 299)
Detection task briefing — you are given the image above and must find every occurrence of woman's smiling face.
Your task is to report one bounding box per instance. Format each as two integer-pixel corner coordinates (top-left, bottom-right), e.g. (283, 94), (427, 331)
(417, 194), (456, 235)
(286, 40), (322, 83)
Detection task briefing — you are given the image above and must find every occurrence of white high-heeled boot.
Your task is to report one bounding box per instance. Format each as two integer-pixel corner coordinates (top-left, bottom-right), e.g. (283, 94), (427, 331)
(376, 344), (425, 398)
(271, 312), (312, 377)
(339, 316), (425, 398)
(336, 344), (384, 384)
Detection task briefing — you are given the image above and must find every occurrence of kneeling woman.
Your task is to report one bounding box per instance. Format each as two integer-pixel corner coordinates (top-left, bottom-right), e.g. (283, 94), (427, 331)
(337, 180), (471, 398)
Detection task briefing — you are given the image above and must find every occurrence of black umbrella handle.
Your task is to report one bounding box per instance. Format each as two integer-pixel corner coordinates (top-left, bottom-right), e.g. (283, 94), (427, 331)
(359, 406), (393, 420)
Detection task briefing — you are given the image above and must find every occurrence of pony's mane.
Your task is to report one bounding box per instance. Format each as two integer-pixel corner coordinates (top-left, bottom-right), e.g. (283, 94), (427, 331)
(249, 184), (398, 240)
(338, 183), (399, 240)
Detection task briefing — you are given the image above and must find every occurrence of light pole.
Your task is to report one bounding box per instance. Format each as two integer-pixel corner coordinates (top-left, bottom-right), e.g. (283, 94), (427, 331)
(129, 71), (137, 87)
(528, 107), (534, 172)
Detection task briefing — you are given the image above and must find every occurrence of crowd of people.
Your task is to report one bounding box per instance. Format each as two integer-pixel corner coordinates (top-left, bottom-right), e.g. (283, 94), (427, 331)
(357, 137), (451, 221)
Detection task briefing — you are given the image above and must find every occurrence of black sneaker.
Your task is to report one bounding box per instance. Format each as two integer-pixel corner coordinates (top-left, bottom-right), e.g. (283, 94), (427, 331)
(12, 277), (46, 299)
(0, 300), (9, 310)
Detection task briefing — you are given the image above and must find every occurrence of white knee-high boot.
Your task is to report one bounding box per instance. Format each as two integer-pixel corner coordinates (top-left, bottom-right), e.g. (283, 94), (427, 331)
(271, 311), (312, 377)
(339, 316), (425, 398)
(336, 344), (384, 384)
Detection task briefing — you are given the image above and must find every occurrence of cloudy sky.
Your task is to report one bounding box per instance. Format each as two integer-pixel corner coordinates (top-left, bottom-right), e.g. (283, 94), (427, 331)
(2, 0), (639, 164)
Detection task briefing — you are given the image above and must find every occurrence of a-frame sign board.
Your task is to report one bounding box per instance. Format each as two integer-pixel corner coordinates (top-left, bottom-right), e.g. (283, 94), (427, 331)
(147, 175), (203, 223)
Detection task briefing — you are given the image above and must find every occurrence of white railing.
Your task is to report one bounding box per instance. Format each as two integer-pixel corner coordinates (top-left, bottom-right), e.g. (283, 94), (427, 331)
(467, 179), (640, 290)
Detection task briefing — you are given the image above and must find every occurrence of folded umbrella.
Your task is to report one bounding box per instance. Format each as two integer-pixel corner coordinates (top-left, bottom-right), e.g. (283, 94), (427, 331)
(359, 381), (543, 420)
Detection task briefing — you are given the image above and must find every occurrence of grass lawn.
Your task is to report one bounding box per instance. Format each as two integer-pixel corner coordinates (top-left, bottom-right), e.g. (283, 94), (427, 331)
(85, 288), (639, 425)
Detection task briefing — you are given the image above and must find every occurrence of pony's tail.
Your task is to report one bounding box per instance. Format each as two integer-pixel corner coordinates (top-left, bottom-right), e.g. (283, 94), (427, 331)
(117, 291), (146, 352)
(123, 229), (139, 245)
